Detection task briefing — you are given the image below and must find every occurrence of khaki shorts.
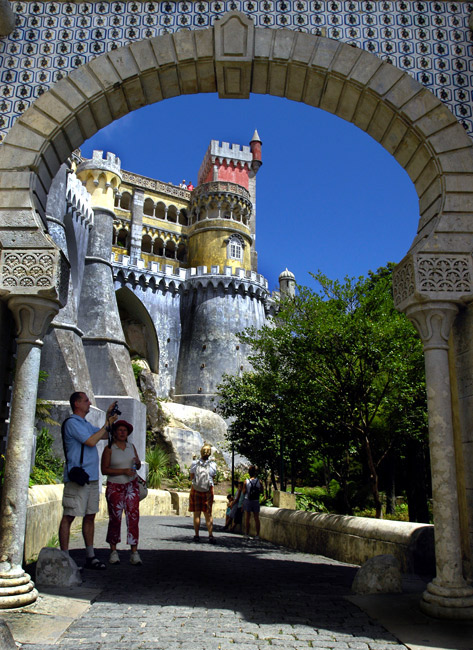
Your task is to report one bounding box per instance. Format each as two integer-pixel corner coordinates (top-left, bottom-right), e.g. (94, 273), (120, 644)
(62, 480), (99, 517)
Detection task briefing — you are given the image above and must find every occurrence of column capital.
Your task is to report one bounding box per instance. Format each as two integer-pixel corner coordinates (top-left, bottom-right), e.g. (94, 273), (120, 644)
(7, 295), (60, 346)
(405, 301), (459, 351)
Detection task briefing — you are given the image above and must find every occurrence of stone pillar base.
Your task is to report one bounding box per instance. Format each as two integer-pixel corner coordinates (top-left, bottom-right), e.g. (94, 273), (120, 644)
(420, 580), (473, 619)
(0, 565), (37, 609)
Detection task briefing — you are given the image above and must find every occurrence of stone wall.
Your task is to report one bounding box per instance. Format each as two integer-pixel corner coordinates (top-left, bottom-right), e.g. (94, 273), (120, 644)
(253, 507), (435, 574)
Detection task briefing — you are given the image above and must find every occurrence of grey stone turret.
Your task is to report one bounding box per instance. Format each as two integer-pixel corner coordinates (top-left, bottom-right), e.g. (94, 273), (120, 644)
(279, 268), (296, 298)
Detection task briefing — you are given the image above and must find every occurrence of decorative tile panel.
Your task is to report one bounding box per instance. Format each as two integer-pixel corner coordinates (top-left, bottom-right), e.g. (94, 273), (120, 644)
(1, 2), (473, 141)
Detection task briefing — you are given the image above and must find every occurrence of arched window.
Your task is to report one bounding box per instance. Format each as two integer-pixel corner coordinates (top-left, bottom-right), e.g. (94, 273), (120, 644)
(165, 240), (176, 259)
(117, 228), (128, 250)
(120, 192), (131, 210)
(143, 198), (154, 216)
(179, 208), (188, 226)
(141, 234), (152, 253)
(153, 238), (164, 256)
(156, 202), (166, 220)
(167, 205), (177, 223)
(227, 235), (243, 261)
(177, 243), (187, 262)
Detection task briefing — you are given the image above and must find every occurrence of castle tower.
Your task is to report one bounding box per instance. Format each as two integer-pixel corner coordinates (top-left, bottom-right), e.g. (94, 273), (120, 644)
(191, 134), (262, 272)
(174, 135), (268, 409)
(75, 152), (141, 404)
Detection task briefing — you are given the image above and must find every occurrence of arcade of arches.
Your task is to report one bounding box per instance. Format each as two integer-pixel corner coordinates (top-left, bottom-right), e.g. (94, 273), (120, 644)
(2, 12), (473, 618)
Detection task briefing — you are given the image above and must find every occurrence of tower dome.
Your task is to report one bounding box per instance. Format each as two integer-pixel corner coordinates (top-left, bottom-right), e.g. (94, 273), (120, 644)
(279, 268), (296, 298)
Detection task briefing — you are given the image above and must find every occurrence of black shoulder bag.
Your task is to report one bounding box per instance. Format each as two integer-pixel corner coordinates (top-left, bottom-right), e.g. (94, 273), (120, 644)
(61, 417), (90, 486)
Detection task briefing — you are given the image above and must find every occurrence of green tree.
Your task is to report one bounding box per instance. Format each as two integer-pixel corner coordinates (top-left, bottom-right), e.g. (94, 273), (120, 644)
(218, 265), (429, 518)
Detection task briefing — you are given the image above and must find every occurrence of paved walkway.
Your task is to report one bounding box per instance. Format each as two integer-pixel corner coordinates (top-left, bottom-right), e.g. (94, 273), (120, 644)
(3, 516), (473, 649)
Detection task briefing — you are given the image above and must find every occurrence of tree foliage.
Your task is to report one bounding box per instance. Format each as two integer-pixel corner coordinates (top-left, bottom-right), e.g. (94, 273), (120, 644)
(218, 265), (429, 518)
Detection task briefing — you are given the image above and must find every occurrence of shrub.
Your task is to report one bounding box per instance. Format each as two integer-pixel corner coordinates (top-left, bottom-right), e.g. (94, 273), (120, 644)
(146, 446), (170, 489)
(30, 427), (63, 485)
(165, 463), (191, 490)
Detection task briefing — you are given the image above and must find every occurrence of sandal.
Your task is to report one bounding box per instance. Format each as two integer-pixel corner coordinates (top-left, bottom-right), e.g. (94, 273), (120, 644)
(85, 556), (107, 570)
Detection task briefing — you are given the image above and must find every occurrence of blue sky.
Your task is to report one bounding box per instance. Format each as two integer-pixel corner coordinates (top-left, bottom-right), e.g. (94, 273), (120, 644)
(81, 92), (419, 293)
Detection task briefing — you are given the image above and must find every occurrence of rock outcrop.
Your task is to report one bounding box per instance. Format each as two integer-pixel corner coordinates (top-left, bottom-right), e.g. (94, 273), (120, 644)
(137, 361), (229, 469)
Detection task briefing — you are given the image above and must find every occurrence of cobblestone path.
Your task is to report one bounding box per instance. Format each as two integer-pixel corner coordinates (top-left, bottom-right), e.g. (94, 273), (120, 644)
(26, 516), (407, 650)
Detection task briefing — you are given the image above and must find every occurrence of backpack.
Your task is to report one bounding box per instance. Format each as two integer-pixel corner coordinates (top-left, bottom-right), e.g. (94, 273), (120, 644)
(193, 460), (211, 492)
(247, 478), (261, 501)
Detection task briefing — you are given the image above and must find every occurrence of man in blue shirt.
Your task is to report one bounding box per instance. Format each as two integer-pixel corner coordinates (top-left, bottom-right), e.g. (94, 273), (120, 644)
(59, 392), (118, 570)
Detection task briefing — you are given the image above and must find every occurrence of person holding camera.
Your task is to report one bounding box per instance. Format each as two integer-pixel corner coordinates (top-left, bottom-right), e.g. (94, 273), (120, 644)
(101, 419), (142, 566)
(59, 392), (118, 570)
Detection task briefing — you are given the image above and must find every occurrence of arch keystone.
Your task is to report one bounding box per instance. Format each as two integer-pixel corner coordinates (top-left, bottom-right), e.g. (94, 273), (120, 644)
(215, 12), (255, 99)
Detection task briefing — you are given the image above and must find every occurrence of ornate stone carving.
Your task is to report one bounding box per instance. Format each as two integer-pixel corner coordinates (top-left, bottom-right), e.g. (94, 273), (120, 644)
(192, 181), (250, 201)
(0, 248), (69, 307)
(121, 171), (190, 199)
(417, 255), (471, 293)
(1, 251), (55, 288)
(392, 257), (415, 307)
(393, 253), (473, 312)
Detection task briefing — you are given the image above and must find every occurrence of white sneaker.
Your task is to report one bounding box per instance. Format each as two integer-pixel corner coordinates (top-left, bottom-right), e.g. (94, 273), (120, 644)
(109, 550), (120, 564)
(130, 551), (142, 565)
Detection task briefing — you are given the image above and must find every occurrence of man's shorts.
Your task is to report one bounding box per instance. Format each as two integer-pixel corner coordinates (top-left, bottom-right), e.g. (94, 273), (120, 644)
(62, 480), (99, 517)
(243, 499), (260, 513)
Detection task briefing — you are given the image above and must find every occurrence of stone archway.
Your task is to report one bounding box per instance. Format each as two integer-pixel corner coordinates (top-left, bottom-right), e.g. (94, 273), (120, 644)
(1, 12), (473, 617)
(116, 286), (160, 373)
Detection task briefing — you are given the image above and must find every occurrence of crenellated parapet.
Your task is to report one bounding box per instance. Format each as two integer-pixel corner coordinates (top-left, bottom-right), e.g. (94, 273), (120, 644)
(77, 150), (122, 178)
(66, 170), (94, 229)
(76, 150), (122, 212)
(197, 140), (254, 186)
(112, 256), (272, 308)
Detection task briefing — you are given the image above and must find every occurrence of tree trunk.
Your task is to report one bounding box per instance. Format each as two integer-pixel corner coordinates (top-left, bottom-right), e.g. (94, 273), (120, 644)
(364, 435), (383, 518)
(385, 452), (396, 515)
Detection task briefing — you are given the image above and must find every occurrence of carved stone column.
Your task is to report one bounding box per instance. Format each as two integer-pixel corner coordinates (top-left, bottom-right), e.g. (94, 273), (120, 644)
(406, 301), (473, 618)
(0, 296), (59, 608)
(393, 252), (473, 619)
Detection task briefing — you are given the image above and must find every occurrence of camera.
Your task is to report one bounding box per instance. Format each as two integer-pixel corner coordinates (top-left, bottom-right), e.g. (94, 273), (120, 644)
(110, 403), (121, 416)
